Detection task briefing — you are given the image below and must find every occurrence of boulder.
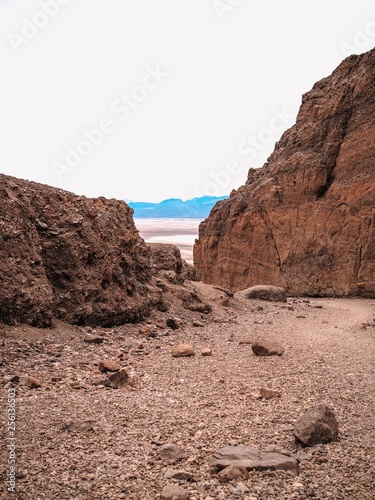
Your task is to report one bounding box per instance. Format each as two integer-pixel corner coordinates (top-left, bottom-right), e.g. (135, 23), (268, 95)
(0, 174), (153, 327)
(209, 445), (299, 475)
(235, 285), (287, 302)
(294, 403), (339, 445)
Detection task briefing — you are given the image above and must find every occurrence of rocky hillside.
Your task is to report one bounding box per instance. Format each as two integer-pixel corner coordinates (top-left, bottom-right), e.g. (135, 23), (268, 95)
(0, 174), (154, 327)
(194, 49), (375, 297)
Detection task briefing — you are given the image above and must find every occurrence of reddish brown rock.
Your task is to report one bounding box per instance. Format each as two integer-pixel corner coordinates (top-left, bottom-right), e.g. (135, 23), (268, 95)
(104, 369), (139, 389)
(201, 347), (213, 356)
(294, 403), (339, 445)
(171, 344), (195, 357)
(0, 174), (153, 327)
(158, 443), (183, 464)
(217, 465), (249, 483)
(194, 49), (375, 298)
(98, 360), (120, 373)
(251, 340), (284, 356)
(161, 484), (190, 500)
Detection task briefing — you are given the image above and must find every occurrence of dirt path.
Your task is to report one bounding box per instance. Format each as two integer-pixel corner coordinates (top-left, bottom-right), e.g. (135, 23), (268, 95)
(1, 294), (375, 499)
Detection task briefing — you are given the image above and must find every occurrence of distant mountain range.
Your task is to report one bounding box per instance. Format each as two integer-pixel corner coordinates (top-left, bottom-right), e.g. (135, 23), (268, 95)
(128, 196), (228, 218)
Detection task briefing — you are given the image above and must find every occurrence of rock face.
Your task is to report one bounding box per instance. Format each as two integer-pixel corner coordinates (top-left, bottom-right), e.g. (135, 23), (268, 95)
(194, 49), (375, 297)
(294, 403), (339, 445)
(0, 174), (153, 327)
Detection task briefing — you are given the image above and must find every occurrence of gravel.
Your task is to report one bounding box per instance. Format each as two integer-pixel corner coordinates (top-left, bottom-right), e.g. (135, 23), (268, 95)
(1, 294), (375, 499)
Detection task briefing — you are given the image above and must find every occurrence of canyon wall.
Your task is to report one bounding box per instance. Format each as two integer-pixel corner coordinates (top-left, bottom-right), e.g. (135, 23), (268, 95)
(194, 49), (375, 297)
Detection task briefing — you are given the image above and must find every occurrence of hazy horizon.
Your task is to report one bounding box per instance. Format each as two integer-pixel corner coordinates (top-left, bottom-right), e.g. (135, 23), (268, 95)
(1, 1), (374, 202)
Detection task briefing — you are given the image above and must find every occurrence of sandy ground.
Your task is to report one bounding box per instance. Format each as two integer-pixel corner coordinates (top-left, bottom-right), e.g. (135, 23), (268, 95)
(1, 291), (375, 499)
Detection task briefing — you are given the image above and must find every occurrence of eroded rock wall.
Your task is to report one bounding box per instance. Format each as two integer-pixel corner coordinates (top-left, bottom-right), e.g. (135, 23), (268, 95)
(0, 175), (152, 326)
(194, 49), (375, 297)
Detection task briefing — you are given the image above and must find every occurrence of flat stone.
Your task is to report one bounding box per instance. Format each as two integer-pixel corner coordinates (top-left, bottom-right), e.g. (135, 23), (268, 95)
(98, 359), (121, 373)
(165, 469), (194, 481)
(251, 340), (284, 356)
(294, 403), (339, 445)
(171, 344), (195, 358)
(209, 445), (299, 476)
(158, 443), (183, 464)
(259, 387), (282, 399)
(235, 285), (287, 302)
(83, 336), (104, 344)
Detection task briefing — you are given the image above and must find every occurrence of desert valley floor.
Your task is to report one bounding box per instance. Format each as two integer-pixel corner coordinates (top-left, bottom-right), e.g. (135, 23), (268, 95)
(1, 287), (374, 499)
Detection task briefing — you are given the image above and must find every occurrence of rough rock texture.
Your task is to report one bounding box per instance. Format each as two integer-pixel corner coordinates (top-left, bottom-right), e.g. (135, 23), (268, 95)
(148, 243), (197, 283)
(0, 174), (154, 327)
(209, 445), (300, 475)
(294, 403), (339, 446)
(194, 49), (375, 297)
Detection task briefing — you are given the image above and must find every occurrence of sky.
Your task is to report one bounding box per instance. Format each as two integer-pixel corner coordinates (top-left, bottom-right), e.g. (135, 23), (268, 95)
(0, 1), (374, 202)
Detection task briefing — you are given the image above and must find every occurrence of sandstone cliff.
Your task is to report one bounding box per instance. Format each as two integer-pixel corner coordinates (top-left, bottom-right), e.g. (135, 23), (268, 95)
(194, 49), (375, 297)
(0, 174), (153, 327)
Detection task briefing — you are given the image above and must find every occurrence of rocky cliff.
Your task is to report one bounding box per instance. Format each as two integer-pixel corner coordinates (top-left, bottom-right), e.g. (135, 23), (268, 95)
(0, 175), (153, 327)
(194, 49), (375, 297)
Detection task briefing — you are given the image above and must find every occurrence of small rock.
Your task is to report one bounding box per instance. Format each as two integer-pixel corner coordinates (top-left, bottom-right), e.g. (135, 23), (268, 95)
(217, 465), (249, 483)
(294, 403), (339, 445)
(83, 336), (104, 344)
(259, 387), (281, 399)
(104, 369), (138, 389)
(161, 484), (189, 500)
(158, 443), (183, 464)
(166, 318), (181, 330)
(26, 377), (42, 389)
(171, 344), (195, 358)
(192, 320), (204, 327)
(201, 347), (212, 357)
(235, 285), (287, 302)
(251, 340), (284, 356)
(98, 359), (121, 373)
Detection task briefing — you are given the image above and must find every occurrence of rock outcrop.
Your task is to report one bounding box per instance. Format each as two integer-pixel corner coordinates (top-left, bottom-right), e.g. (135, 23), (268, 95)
(0, 174), (153, 327)
(194, 49), (375, 297)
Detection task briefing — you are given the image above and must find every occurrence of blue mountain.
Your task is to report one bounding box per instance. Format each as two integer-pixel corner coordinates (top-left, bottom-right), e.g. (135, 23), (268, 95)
(128, 196), (228, 218)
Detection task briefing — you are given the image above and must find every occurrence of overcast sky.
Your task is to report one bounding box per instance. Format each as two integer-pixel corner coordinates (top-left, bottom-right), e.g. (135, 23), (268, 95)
(1, 1), (374, 202)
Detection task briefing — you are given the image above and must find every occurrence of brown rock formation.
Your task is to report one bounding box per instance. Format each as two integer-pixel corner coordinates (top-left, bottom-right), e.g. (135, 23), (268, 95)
(194, 49), (375, 297)
(0, 174), (153, 327)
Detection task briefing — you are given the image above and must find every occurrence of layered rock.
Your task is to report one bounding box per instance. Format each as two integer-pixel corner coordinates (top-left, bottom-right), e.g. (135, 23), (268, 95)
(0, 174), (153, 327)
(194, 49), (375, 297)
